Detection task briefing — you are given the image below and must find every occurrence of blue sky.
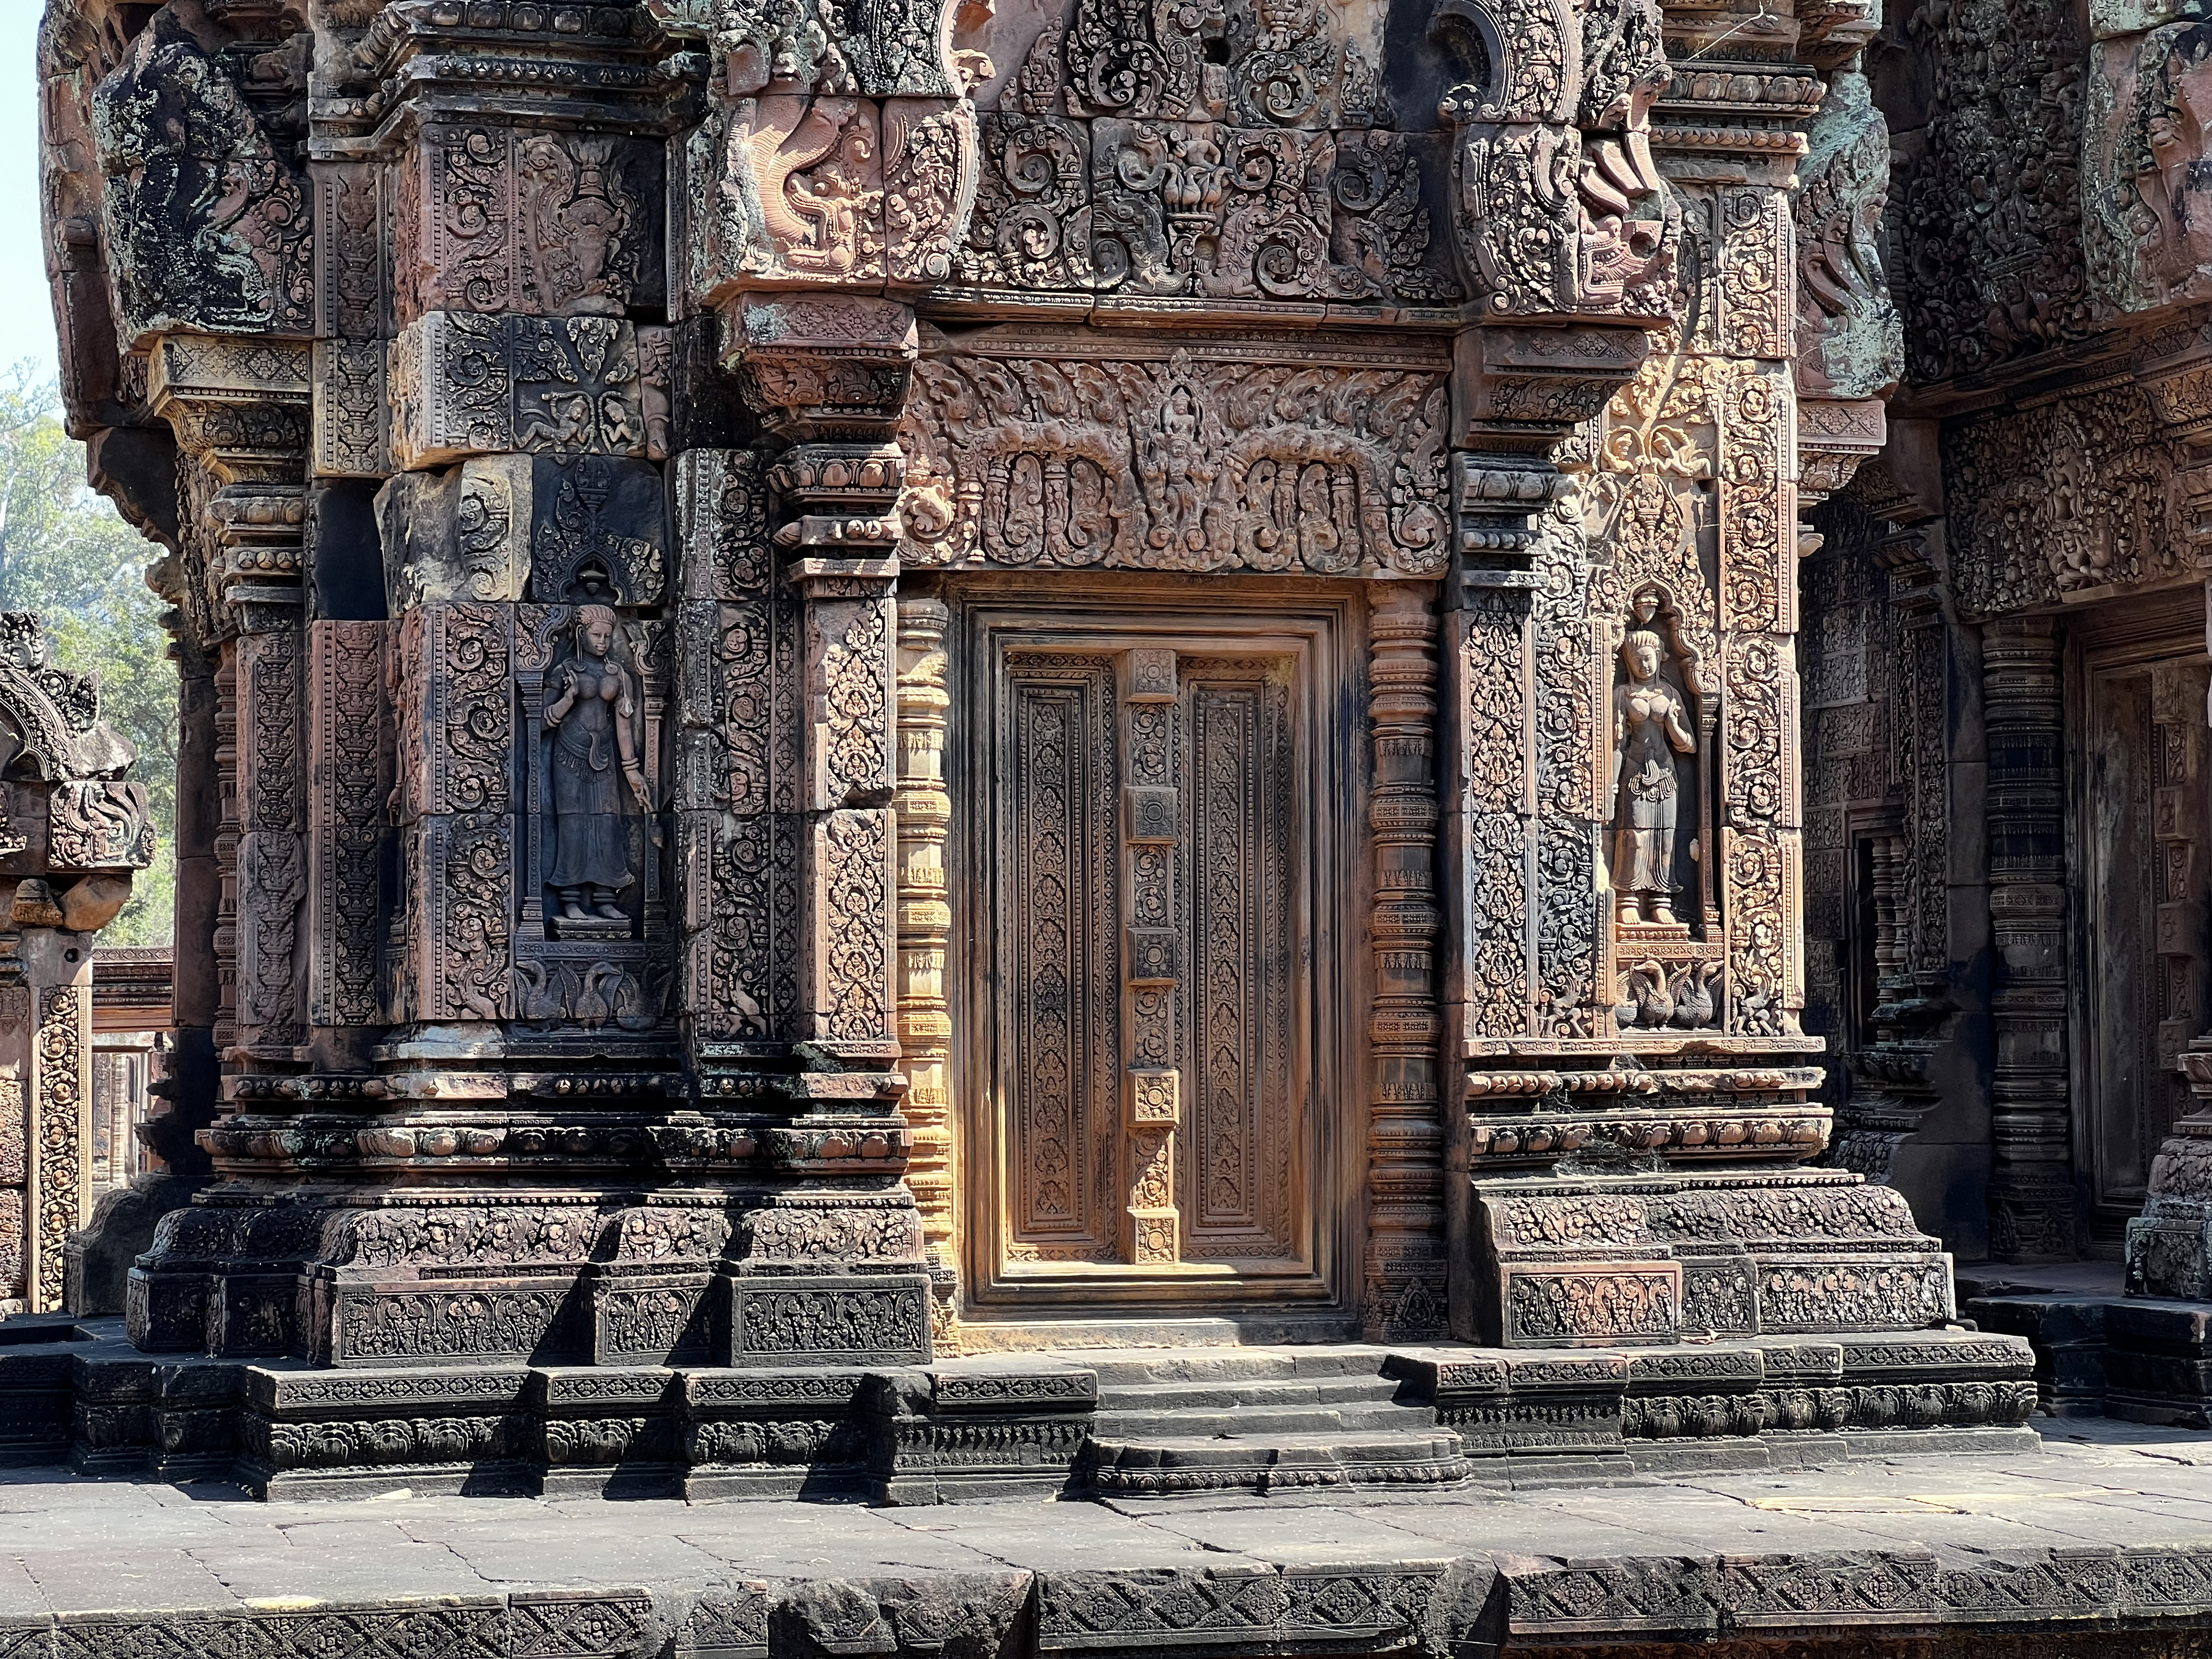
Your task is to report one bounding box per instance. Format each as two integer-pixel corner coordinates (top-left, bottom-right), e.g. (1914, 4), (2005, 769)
(3, 4), (61, 386)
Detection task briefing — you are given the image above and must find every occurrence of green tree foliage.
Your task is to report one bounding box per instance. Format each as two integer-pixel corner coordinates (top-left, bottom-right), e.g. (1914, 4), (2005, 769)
(0, 364), (177, 946)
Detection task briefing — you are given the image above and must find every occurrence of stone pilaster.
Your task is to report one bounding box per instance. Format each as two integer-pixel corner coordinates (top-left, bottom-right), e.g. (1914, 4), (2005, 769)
(714, 294), (929, 1364)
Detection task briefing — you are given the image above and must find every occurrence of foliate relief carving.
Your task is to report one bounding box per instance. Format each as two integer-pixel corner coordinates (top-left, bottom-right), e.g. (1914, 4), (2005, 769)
(815, 594), (895, 805)
(884, 100), (980, 286)
(812, 808), (895, 1041)
(681, 810), (802, 1040)
(1225, 0), (1384, 126)
(241, 623), (307, 1047)
(716, 0), (962, 96)
(1944, 384), (2185, 617)
(400, 813), (517, 1024)
(1022, 0), (1383, 127)
(690, 599), (804, 819)
(676, 582), (803, 1042)
(1330, 132), (1461, 305)
(90, 11), (313, 342)
(314, 341), (392, 480)
(530, 457), (671, 607)
(957, 115), (1090, 290)
(1717, 362), (1789, 634)
(1437, 0), (1678, 320)
(1901, 0), (2089, 380)
(396, 126), (663, 322)
(1530, 482), (1601, 1037)
(677, 450), (775, 600)
(898, 342), (1449, 574)
(46, 783), (156, 872)
(951, 116), (1454, 303)
(1792, 67), (1902, 400)
(1460, 589), (1531, 1039)
(314, 161), (387, 342)
(32, 985), (87, 1312)
(1707, 187), (1791, 365)
(337, 1287), (566, 1364)
(395, 604), (515, 824)
(1000, 654), (1123, 1264)
(732, 1280), (928, 1361)
(0, 616), (133, 785)
(1504, 1267), (1679, 1343)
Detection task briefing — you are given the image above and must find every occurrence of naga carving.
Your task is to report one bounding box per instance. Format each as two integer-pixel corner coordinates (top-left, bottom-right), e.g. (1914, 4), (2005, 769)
(1433, 0), (1678, 320)
(1794, 64), (1903, 400)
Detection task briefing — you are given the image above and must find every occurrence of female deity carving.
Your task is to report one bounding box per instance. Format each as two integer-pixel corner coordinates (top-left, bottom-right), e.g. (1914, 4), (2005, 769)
(1610, 593), (1697, 926)
(543, 604), (649, 923)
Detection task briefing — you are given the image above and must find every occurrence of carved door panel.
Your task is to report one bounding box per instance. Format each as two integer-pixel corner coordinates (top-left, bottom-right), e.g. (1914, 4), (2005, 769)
(978, 623), (1322, 1310)
(2076, 628), (2211, 1245)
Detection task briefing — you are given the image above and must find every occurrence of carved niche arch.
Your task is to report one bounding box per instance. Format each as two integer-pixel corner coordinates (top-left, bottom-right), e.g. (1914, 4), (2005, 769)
(0, 614), (134, 783)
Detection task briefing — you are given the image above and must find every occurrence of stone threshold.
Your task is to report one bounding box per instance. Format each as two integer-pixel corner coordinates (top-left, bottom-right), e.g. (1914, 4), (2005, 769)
(2, 1421), (2212, 1655)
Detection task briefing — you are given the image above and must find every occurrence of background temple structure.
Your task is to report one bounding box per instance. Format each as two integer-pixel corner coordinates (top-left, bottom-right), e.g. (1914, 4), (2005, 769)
(0, 0), (2202, 1539)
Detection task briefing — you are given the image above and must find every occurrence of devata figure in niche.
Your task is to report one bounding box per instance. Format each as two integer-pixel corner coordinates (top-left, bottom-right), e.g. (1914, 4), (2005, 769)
(1610, 589), (1697, 926)
(544, 604), (648, 924)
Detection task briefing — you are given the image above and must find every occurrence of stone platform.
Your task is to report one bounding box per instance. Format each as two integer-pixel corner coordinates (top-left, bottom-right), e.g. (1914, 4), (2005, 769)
(1964, 1263), (2212, 1428)
(2, 1421), (2212, 1655)
(0, 1322), (2039, 1501)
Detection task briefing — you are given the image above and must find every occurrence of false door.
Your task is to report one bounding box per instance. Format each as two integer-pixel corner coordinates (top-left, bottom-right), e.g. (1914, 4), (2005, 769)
(969, 614), (1340, 1313)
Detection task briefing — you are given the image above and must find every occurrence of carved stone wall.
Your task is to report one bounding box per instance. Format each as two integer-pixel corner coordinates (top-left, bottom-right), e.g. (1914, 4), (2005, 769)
(27, 0), (1975, 1394)
(1782, 0), (2212, 1288)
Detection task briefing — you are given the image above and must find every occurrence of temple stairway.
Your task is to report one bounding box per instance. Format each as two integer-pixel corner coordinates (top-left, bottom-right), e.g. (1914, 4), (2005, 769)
(1067, 1347), (1472, 1496)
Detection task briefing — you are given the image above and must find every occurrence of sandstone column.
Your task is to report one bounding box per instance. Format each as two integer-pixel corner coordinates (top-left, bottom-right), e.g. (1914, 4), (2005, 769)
(1981, 617), (2077, 1261)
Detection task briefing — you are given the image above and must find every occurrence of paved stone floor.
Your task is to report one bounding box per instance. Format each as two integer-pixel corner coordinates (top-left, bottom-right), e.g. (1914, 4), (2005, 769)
(9, 1419), (2212, 1654)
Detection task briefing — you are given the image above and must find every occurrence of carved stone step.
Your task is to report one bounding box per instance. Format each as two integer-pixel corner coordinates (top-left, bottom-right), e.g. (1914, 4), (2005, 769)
(1067, 1346), (1400, 1385)
(1093, 1376), (1405, 1412)
(1083, 1429), (1470, 1496)
(1093, 1407), (1396, 1439)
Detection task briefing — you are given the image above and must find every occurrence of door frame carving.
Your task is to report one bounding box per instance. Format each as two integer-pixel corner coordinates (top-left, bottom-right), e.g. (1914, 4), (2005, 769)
(946, 577), (1369, 1335)
(2064, 582), (2211, 1251)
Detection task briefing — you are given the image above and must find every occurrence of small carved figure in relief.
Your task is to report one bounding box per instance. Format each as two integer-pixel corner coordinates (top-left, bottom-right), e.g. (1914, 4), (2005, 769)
(544, 605), (649, 923)
(1610, 591), (1695, 926)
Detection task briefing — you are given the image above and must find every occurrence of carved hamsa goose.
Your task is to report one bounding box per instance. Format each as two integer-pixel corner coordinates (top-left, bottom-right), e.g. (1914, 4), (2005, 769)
(1613, 959), (1674, 1029)
(1670, 959), (1721, 1029)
